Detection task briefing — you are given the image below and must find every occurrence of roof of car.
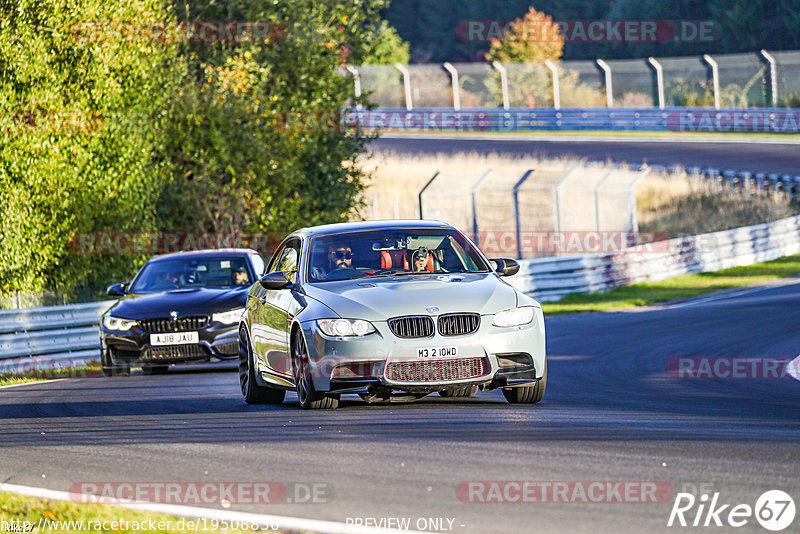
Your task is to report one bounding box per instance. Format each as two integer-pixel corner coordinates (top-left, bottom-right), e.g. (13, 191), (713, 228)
(148, 248), (258, 263)
(291, 220), (455, 239)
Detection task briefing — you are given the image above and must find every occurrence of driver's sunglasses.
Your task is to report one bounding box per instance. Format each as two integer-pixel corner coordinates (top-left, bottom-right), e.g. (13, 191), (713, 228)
(333, 250), (353, 260)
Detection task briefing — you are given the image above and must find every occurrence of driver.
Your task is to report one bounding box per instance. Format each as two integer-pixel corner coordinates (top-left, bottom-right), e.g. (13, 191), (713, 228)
(328, 244), (353, 270)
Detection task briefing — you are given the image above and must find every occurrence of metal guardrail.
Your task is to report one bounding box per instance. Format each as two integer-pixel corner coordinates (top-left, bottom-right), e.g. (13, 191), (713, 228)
(506, 215), (800, 301)
(0, 301), (113, 375)
(350, 107), (800, 133)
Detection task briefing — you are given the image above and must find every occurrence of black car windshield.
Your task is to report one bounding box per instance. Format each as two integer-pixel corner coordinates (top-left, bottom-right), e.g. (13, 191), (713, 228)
(307, 229), (490, 283)
(130, 257), (251, 293)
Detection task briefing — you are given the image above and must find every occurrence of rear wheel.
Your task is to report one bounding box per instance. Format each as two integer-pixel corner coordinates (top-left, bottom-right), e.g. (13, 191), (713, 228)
(438, 385), (479, 398)
(502, 361), (547, 404)
(292, 329), (339, 410)
(239, 327), (285, 405)
(101, 348), (130, 377)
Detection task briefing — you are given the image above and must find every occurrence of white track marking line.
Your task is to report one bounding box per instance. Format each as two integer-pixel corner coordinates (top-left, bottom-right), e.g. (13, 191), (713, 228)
(0, 483), (423, 534)
(381, 133), (800, 145)
(665, 279), (800, 309)
(786, 356), (800, 382)
(0, 379), (67, 391)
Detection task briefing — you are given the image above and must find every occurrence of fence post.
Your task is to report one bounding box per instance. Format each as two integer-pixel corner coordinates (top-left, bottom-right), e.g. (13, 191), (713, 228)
(417, 171), (440, 219)
(627, 166), (651, 245)
(345, 65), (362, 109)
(647, 57), (665, 110)
(761, 50), (778, 106)
(596, 59), (614, 108)
(513, 170), (534, 259)
(553, 167), (578, 234)
(544, 60), (561, 110)
(592, 170), (615, 233)
(491, 61), (510, 110)
(442, 62), (461, 111)
(703, 55), (721, 110)
(470, 170), (493, 245)
(394, 63), (413, 111)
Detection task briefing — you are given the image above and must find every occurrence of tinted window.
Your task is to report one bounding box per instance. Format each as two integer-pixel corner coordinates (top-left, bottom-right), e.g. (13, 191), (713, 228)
(130, 257), (251, 292)
(307, 228), (489, 283)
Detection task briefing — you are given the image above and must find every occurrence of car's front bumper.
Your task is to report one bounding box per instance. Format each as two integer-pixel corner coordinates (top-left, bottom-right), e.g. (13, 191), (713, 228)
(295, 309), (546, 393)
(100, 322), (240, 367)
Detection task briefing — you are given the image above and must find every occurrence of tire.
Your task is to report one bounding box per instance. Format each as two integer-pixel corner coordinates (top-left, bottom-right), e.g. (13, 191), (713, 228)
(291, 329), (339, 410)
(438, 385), (479, 398)
(101, 348), (130, 377)
(142, 365), (169, 375)
(239, 327), (286, 405)
(502, 360), (547, 404)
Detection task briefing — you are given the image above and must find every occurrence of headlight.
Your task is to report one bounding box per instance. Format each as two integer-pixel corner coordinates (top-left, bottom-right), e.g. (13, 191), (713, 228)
(102, 315), (138, 331)
(492, 306), (535, 327)
(212, 308), (245, 325)
(317, 319), (376, 337)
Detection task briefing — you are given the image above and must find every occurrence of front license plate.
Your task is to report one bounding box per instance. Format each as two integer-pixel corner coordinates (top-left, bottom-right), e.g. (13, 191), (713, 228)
(417, 346), (458, 359)
(150, 332), (199, 346)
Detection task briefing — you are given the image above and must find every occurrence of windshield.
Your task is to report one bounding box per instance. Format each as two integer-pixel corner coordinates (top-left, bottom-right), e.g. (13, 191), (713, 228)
(130, 257), (251, 293)
(307, 228), (490, 283)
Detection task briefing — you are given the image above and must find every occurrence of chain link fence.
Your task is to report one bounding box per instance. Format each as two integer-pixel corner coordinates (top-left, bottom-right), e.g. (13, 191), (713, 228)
(351, 50), (800, 110)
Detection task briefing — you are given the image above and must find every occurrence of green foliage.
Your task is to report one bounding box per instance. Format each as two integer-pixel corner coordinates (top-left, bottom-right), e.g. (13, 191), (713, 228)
(1, 0), (385, 295)
(361, 20), (410, 64)
(0, 0), (182, 294)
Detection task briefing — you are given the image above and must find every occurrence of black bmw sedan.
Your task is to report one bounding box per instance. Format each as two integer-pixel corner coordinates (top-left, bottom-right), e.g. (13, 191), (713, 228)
(100, 249), (266, 376)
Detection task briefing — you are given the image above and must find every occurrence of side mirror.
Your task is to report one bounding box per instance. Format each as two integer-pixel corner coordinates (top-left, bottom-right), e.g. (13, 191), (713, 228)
(259, 271), (294, 290)
(490, 258), (520, 277)
(107, 282), (127, 297)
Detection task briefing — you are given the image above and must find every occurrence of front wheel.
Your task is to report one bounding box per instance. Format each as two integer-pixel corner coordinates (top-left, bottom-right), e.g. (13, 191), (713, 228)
(502, 361), (547, 404)
(239, 327), (285, 405)
(292, 329), (339, 410)
(101, 348), (130, 377)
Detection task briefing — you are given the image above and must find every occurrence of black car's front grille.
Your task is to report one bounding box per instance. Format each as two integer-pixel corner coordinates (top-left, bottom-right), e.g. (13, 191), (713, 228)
(213, 341), (239, 356)
(388, 316), (435, 338)
(386, 357), (489, 382)
(141, 344), (210, 361)
(438, 313), (480, 336)
(139, 315), (209, 333)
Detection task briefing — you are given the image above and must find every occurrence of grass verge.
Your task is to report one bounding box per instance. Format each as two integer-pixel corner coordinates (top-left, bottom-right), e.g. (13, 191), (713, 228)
(0, 363), (102, 387)
(0, 491), (266, 533)
(541, 254), (800, 315)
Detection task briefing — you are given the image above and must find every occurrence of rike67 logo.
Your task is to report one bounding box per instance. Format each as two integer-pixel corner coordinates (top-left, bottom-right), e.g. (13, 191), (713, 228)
(668, 490), (796, 531)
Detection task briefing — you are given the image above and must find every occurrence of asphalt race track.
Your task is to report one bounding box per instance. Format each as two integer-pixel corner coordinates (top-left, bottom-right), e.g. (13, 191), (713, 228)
(2, 281), (799, 533)
(372, 134), (800, 175)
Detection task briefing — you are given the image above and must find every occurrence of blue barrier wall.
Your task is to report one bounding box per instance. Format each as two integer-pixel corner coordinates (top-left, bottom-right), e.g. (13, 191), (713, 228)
(351, 107), (800, 133)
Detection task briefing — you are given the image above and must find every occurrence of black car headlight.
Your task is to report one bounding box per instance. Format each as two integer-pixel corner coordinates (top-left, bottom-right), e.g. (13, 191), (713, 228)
(212, 308), (245, 325)
(102, 315), (138, 331)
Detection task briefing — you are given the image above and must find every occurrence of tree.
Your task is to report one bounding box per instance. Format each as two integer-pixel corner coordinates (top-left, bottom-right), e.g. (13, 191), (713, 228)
(361, 20), (410, 64)
(485, 7), (565, 63)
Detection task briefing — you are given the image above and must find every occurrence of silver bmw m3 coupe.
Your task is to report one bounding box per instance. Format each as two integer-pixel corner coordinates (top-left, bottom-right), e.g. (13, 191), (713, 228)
(238, 220), (546, 409)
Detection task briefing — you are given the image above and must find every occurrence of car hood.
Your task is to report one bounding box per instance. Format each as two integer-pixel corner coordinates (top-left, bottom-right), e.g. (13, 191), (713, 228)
(303, 273), (519, 322)
(107, 287), (248, 320)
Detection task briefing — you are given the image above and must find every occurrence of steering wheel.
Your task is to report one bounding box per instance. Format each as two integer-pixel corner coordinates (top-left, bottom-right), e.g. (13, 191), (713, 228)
(322, 267), (362, 281)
